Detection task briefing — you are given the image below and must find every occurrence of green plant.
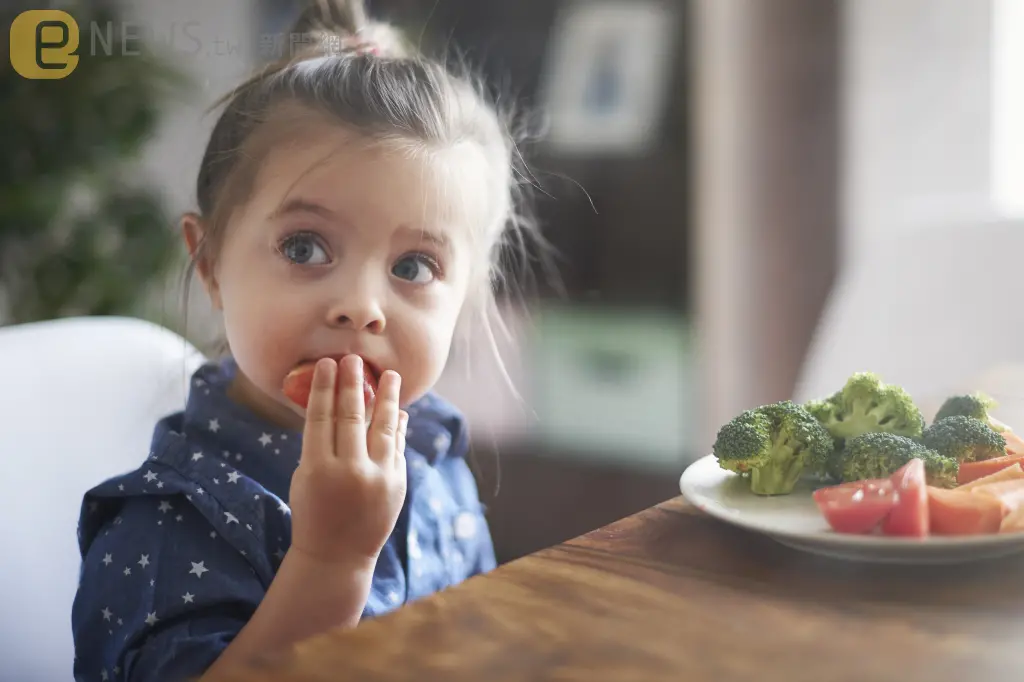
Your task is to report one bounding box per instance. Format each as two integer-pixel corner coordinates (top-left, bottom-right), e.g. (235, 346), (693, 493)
(0, 0), (191, 325)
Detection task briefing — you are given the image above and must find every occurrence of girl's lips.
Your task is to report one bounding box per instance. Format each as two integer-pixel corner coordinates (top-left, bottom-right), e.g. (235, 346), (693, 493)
(281, 355), (383, 412)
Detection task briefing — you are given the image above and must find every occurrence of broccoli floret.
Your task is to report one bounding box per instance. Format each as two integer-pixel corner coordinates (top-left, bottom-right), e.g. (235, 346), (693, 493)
(713, 401), (834, 496)
(921, 415), (1006, 463)
(840, 432), (959, 488)
(934, 392), (1010, 432)
(805, 372), (925, 447)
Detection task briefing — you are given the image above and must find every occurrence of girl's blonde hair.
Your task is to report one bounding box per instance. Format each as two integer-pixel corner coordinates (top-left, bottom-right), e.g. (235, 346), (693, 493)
(183, 0), (553, 398)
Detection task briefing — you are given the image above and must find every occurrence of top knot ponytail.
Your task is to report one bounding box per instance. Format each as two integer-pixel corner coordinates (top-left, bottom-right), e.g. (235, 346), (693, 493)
(287, 0), (413, 61)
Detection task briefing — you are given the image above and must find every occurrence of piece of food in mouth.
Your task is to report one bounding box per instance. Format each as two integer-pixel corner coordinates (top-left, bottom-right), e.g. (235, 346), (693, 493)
(282, 358), (378, 411)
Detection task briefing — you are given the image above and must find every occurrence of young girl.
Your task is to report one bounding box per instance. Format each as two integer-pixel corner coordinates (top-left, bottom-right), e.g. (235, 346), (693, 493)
(71, 1), (540, 679)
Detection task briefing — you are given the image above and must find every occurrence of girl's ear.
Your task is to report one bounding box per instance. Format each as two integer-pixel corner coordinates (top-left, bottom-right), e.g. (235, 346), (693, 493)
(180, 212), (223, 310)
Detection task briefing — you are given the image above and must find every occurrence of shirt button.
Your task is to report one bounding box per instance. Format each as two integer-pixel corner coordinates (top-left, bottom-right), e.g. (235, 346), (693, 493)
(454, 512), (477, 540)
(388, 590), (401, 604)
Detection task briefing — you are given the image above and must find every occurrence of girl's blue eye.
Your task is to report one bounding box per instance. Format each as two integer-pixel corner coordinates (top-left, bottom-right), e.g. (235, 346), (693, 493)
(392, 254), (438, 283)
(279, 233), (330, 265)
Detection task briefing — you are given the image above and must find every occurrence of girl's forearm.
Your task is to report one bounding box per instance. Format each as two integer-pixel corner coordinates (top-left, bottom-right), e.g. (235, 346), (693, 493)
(201, 548), (375, 677)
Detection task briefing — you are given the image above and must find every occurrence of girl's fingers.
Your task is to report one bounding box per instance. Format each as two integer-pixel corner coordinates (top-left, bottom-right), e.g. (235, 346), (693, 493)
(395, 410), (409, 467)
(335, 355), (368, 461)
(300, 358), (337, 465)
(367, 370), (401, 465)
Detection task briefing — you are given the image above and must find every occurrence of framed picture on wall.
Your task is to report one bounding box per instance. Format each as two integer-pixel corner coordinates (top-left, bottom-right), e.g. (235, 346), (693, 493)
(539, 0), (678, 156)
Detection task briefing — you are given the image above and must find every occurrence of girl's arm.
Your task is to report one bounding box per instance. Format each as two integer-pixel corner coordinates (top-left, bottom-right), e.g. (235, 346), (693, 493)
(206, 357), (408, 675)
(200, 548), (375, 675)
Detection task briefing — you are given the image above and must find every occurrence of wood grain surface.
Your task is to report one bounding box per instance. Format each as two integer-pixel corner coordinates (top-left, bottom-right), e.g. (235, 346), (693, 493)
(205, 497), (1024, 682)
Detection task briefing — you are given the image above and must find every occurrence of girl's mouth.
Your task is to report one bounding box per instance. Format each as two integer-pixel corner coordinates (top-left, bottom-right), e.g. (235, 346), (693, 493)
(282, 355), (382, 412)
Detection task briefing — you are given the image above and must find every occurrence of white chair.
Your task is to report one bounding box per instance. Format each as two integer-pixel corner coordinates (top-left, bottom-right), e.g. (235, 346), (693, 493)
(0, 316), (206, 682)
(794, 218), (1024, 424)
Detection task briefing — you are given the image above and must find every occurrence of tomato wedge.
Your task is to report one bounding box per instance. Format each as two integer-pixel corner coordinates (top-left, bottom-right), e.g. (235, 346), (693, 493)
(927, 486), (1003, 535)
(282, 359), (377, 411)
(813, 479), (898, 534)
(881, 459), (929, 538)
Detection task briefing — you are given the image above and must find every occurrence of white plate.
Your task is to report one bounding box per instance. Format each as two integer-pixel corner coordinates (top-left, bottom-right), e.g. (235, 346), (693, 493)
(679, 454), (1024, 564)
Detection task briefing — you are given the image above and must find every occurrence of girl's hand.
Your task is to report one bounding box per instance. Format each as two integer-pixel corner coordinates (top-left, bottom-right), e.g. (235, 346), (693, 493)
(288, 355), (408, 567)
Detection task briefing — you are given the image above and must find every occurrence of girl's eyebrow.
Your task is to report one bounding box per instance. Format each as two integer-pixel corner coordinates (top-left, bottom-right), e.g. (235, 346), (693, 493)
(395, 225), (450, 252)
(269, 197), (337, 220)
(271, 198), (451, 251)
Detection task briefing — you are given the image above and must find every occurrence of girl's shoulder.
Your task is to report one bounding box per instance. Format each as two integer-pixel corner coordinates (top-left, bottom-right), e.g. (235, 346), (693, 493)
(76, 411), (293, 586)
(405, 391), (470, 464)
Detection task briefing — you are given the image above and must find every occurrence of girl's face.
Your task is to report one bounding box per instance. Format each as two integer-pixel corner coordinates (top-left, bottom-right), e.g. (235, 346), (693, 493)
(185, 123), (493, 431)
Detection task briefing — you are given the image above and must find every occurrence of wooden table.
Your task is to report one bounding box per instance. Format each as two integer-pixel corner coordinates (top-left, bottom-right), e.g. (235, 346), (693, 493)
(209, 497), (1024, 682)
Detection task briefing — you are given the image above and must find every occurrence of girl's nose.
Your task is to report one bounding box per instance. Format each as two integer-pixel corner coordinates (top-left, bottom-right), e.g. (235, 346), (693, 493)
(325, 296), (386, 333)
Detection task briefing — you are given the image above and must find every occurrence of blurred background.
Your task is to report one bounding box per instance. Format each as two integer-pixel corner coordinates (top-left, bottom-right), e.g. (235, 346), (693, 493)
(4, 0), (1024, 567)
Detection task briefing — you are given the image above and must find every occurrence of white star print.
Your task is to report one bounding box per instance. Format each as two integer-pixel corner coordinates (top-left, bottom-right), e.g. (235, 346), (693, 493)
(408, 530), (422, 559)
(189, 561), (208, 578)
(274, 448), (280, 454)
(88, 501), (98, 513)
(227, 471), (241, 484)
(158, 501), (172, 514)
(245, 523), (252, 530)
(101, 670), (108, 681)
(150, 579), (155, 587)
(138, 554), (150, 568)
(259, 433), (272, 447)
(118, 484), (124, 491)
(455, 512), (478, 540)
(222, 450), (230, 458)
(280, 434), (287, 440)
(116, 619), (122, 626)
(224, 512), (239, 524)
(176, 514), (184, 522)
(145, 612), (158, 626)
(235, 453), (243, 461)
(196, 487), (204, 495)
(210, 531), (217, 538)
(213, 478), (220, 485)
(274, 548), (285, 560)
(194, 378), (206, 387)
(208, 419), (220, 433)
(156, 481), (165, 489)
(102, 553), (112, 566)
(186, 494), (192, 501)
(182, 592), (195, 604)
(192, 451), (204, 461)
(278, 501), (290, 515)
(143, 470), (158, 483)
(114, 666), (120, 675)
(101, 607), (113, 621)
(123, 567), (131, 576)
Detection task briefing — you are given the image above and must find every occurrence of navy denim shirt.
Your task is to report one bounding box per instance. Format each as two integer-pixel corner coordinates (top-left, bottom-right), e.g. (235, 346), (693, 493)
(71, 358), (496, 682)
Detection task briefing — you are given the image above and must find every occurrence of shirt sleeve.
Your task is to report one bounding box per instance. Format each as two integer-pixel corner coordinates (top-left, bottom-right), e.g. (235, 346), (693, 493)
(72, 494), (266, 682)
